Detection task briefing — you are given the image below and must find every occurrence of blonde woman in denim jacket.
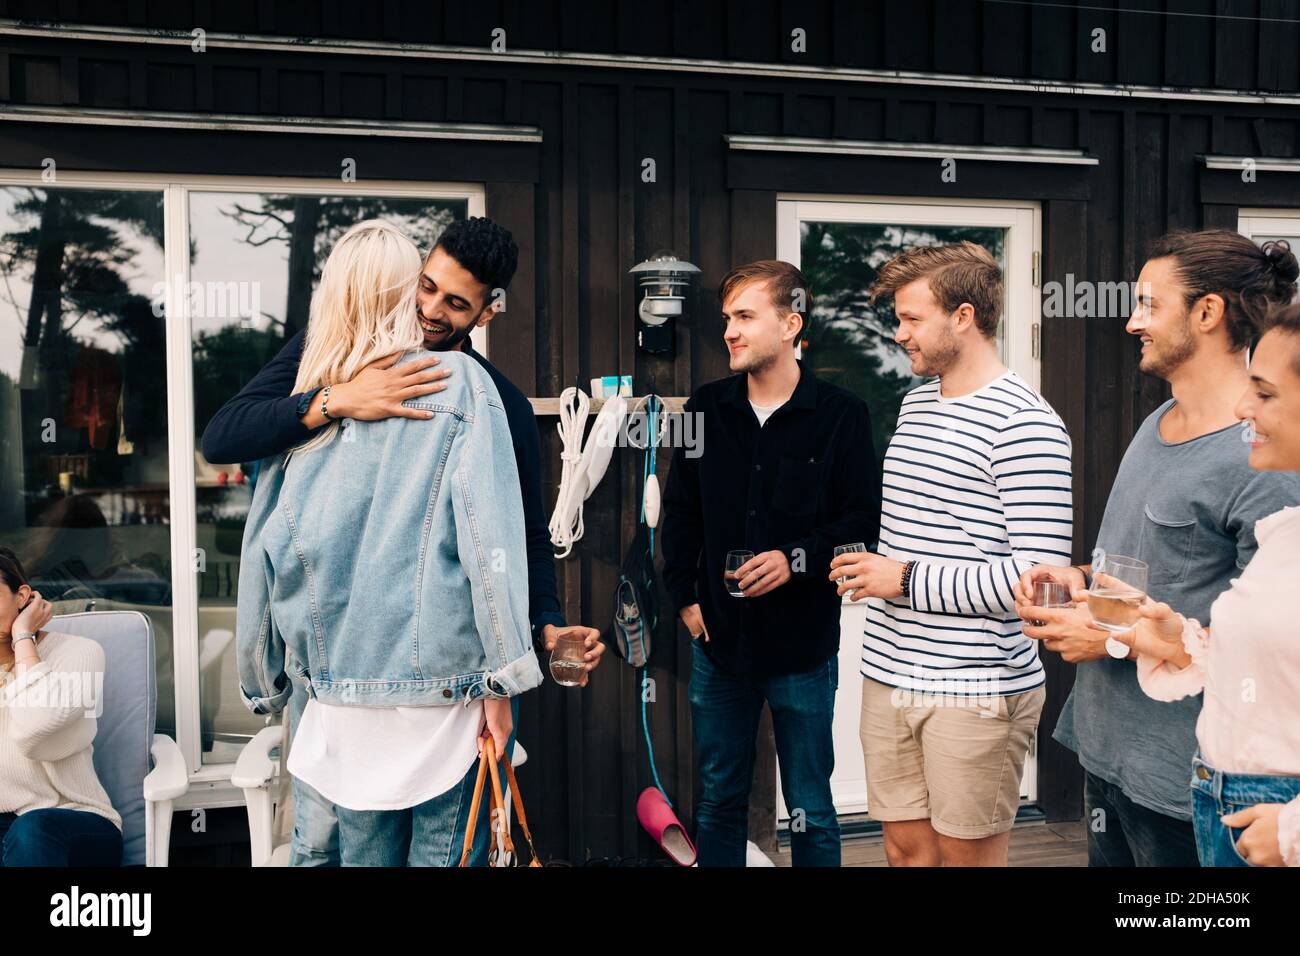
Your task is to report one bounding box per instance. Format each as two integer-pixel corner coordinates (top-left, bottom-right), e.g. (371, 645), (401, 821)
(235, 220), (543, 866)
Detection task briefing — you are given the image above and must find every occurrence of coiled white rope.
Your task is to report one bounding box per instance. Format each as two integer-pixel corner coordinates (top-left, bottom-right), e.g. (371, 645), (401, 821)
(548, 387), (591, 559)
(548, 387), (629, 559)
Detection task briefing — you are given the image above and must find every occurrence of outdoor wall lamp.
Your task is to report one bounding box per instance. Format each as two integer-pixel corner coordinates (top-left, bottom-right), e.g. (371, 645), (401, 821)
(629, 252), (700, 356)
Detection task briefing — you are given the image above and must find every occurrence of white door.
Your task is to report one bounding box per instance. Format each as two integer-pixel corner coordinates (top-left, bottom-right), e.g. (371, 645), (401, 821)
(773, 196), (1043, 823)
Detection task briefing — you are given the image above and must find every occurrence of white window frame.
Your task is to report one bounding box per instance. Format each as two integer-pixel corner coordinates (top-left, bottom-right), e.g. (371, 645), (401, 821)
(1240, 210), (1300, 319)
(0, 169), (486, 806)
(776, 194), (1043, 390)
(1240, 208), (1300, 248)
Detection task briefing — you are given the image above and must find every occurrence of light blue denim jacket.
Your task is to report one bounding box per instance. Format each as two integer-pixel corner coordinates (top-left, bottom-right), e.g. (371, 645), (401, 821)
(236, 350), (543, 716)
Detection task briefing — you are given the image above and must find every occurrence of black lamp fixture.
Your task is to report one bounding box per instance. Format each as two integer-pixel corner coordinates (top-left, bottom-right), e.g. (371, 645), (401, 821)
(629, 252), (701, 356)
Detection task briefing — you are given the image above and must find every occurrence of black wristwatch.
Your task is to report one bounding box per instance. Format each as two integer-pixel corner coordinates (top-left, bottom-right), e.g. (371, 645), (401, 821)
(295, 387), (323, 420)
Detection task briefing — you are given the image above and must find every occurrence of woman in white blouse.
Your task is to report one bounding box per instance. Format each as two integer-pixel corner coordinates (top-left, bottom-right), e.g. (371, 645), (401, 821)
(1119, 302), (1300, 867)
(0, 547), (122, 866)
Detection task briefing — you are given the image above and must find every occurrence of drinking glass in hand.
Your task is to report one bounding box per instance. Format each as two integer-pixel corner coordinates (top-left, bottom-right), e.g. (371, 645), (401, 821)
(549, 633), (587, 687)
(1029, 580), (1073, 627)
(833, 543), (867, 585)
(1086, 554), (1149, 633)
(725, 550), (754, 597)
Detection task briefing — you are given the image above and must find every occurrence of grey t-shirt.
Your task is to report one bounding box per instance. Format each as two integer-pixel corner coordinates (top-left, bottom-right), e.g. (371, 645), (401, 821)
(1054, 399), (1300, 820)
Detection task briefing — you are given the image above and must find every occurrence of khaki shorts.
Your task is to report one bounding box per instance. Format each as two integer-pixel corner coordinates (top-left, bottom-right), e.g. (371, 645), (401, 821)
(859, 677), (1045, 840)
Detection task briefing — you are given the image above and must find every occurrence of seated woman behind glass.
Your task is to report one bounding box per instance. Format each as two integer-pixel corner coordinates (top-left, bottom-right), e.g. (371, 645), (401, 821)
(0, 547), (122, 866)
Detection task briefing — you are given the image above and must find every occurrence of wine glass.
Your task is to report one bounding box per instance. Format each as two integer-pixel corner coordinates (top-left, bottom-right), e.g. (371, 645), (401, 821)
(1086, 553), (1149, 658)
(724, 550), (754, 597)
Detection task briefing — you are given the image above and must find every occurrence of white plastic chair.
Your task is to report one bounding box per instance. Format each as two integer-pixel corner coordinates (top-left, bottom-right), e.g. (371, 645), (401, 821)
(231, 723), (289, 866)
(232, 721), (528, 866)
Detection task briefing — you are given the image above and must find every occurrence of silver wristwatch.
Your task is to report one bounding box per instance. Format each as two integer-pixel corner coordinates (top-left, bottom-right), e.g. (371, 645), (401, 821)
(11, 630), (37, 648)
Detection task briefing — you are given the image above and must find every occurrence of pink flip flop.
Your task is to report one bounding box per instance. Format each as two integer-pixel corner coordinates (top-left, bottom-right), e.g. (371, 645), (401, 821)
(637, 787), (697, 866)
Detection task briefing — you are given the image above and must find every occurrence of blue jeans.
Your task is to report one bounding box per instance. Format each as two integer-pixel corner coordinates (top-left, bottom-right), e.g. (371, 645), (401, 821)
(287, 682), (340, 867)
(334, 754), (494, 866)
(1084, 771), (1198, 867)
(689, 645), (840, 867)
(286, 682), (518, 867)
(0, 809), (122, 867)
(1191, 753), (1300, 867)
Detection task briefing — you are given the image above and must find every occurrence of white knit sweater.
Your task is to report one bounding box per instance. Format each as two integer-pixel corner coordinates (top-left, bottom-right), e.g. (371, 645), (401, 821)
(0, 631), (121, 829)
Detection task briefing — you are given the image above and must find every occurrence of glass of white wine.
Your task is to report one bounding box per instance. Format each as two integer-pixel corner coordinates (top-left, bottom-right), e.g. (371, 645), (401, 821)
(1086, 553), (1148, 658)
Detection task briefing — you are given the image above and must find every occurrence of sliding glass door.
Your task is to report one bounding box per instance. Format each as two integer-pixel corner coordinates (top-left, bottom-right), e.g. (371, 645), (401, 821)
(186, 188), (469, 764)
(0, 183), (176, 734)
(0, 170), (483, 790)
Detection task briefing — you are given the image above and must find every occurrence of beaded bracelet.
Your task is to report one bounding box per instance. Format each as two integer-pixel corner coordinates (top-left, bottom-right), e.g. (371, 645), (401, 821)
(321, 384), (334, 421)
(899, 560), (916, 598)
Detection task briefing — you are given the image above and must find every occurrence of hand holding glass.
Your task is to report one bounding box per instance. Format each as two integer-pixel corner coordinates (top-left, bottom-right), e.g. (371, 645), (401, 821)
(549, 633), (587, 687)
(1086, 553), (1149, 658)
(1029, 580), (1073, 627)
(725, 550), (754, 597)
(1087, 555), (1148, 632)
(833, 543), (867, 585)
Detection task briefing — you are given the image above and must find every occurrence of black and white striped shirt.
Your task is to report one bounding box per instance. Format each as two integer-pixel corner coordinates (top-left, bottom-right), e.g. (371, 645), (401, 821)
(863, 371), (1074, 697)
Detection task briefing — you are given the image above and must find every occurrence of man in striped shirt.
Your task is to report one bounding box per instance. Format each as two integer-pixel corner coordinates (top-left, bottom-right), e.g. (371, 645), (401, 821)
(830, 242), (1073, 866)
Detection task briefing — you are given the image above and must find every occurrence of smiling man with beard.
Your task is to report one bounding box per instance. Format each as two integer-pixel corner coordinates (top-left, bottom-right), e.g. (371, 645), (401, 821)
(1016, 230), (1300, 868)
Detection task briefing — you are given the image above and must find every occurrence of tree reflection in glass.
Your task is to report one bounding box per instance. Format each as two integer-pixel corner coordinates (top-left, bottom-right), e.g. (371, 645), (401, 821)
(0, 186), (175, 735)
(798, 222), (1007, 458)
(189, 192), (467, 762)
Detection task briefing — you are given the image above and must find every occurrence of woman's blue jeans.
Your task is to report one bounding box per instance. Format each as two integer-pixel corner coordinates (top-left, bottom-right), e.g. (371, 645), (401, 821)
(0, 808), (122, 867)
(1190, 752), (1300, 867)
(287, 683), (518, 866)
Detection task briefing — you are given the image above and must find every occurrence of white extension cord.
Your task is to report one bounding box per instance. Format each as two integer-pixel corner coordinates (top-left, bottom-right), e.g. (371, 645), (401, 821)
(548, 387), (590, 559)
(548, 387), (627, 558)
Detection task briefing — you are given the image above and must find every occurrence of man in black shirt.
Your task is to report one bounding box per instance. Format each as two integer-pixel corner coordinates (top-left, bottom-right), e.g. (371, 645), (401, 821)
(662, 260), (880, 867)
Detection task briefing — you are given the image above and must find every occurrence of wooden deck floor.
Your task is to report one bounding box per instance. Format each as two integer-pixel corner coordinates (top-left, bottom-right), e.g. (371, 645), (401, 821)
(773, 819), (1088, 867)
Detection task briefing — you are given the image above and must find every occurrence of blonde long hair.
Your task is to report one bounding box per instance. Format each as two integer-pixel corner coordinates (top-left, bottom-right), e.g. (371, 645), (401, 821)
(291, 219), (424, 452)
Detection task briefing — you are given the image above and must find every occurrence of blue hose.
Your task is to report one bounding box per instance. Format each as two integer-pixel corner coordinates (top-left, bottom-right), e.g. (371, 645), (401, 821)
(638, 396), (671, 807)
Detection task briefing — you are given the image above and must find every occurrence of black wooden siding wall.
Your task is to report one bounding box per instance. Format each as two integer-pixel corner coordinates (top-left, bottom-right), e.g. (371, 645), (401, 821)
(4, 2), (1300, 860)
(7, 0), (1300, 94)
